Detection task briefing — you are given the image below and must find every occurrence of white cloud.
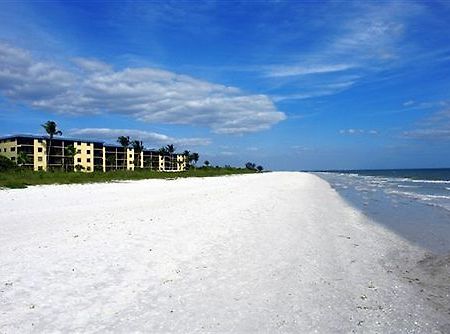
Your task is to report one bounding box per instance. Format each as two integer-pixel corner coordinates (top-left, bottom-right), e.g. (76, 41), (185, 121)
(0, 42), (286, 134)
(72, 58), (112, 73)
(68, 128), (211, 147)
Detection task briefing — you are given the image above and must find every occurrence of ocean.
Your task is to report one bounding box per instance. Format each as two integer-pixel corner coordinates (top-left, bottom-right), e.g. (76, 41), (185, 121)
(315, 169), (450, 254)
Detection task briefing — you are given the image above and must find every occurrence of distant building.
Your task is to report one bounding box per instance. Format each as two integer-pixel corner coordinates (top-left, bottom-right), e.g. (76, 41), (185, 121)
(0, 135), (187, 172)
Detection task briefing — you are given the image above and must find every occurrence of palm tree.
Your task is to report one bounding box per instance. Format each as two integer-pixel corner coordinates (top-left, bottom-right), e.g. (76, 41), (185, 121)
(42, 121), (62, 170)
(106, 155), (116, 170)
(166, 144), (175, 153)
(245, 162), (256, 170)
(165, 144), (176, 170)
(131, 140), (144, 169)
(158, 147), (167, 170)
(204, 160), (210, 167)
(190, 152), (199, 166)
(117, 136), (130, 170)
(256, 165), (264, 173)
(64, 145), (76, 172)
(17, 151), (30, 168)
(183, 150), (190, 169)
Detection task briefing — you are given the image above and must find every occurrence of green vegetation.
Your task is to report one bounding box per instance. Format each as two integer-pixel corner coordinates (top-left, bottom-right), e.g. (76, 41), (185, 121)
(117, 135), (131, 169)
(64, 145), (76, 172)
(0, 167), (256, 189)
(131, 140), (144, 167)
(0, 156), (17, 172)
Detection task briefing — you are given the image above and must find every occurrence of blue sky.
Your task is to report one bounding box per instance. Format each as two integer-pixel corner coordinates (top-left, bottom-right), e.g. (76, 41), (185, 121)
(1, 0), (450, 170)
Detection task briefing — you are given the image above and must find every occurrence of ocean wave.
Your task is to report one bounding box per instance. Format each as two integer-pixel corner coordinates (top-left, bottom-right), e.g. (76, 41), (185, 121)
(397, 185), (421, 188)
(371, 177), (450, 184)
(408, 179), (450, 184)
(386, 190), (450, 201)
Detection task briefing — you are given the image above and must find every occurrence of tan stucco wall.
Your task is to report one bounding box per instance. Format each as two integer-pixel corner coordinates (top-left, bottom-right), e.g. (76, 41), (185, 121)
(102, 147), (106, 172)
(0, 139), (18, 162)
(177, 154), (187, 171)
(33, 139), (47, 171)
(74, 142), (94, 172)
(158, 155), (165, 171)
(126, 148), (135, 171)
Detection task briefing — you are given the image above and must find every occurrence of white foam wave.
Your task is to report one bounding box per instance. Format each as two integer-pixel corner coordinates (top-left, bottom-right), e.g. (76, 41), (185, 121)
(408, 179), (450, 184)
(387, 190), (450, 201)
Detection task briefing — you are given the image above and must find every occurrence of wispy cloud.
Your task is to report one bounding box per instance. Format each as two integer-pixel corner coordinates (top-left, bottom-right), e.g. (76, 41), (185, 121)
(339, 129), (379, 135)
(403, 109), (450, 140)
(402, 99), (449, 110)
(0, 42), (286, 135)
(68, 128), (211, 147)
(263, 2), (423, 100)
(273, 80), (357, 101)
(219, 151), (235, 156)
(264, 63), (355, 78)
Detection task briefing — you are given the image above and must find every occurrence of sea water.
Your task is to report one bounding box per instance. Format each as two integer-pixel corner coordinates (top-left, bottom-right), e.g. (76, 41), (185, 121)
(315, 169), (450, 254)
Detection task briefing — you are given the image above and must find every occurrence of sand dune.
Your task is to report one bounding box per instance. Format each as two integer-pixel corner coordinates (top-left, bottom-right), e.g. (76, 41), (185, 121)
(0, 172), (448, 332)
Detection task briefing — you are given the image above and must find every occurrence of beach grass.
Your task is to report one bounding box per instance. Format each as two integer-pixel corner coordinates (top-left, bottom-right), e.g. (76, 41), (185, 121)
(0, 167), (256, 189)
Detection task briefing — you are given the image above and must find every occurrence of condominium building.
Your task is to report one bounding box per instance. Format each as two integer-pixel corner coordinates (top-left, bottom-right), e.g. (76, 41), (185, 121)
(0, 135), (187, 172)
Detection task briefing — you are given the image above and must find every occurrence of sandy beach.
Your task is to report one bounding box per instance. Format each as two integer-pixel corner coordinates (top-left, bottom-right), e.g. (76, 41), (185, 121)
(0, 172), (448, 333)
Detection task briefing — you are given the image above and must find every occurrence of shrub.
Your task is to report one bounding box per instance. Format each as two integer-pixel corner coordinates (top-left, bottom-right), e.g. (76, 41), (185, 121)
(0, 156), (17, 172)
(245, 162), (256, 170)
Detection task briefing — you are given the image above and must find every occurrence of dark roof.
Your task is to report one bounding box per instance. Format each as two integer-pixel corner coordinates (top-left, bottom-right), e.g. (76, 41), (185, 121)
(0, 134), (104, 144)
(1, 134), (186, 154)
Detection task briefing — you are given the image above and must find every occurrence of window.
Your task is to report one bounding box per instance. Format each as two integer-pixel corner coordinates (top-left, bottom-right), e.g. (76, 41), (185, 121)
(77, 149), (81, 154)
(87, 150), (91, 154)
(77, 142), (81, 145)
(129, 160), (133, 164)
(38, 156), (43, 162)
(38, 166), (43, 171)
(87, 167), (91, 171)
(77, 158), (81, 163)
(11, 157), (16, 161)
(87, 158), (91, 163)
(38, 147), (43, 152)
(129, 154), (133, 158)
(10, 147), (15, 152)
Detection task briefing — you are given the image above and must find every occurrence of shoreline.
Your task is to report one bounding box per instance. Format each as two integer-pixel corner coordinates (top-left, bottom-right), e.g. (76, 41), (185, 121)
(1, 172), (449, 332)
(315, 172), (450, 255)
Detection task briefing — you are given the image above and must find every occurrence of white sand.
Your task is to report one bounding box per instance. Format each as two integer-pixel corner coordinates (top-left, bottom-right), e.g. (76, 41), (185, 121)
(0, 172), (448, 333)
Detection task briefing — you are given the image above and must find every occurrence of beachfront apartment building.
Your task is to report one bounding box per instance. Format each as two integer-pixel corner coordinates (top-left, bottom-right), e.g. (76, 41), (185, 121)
(0, 135), (187, 172)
